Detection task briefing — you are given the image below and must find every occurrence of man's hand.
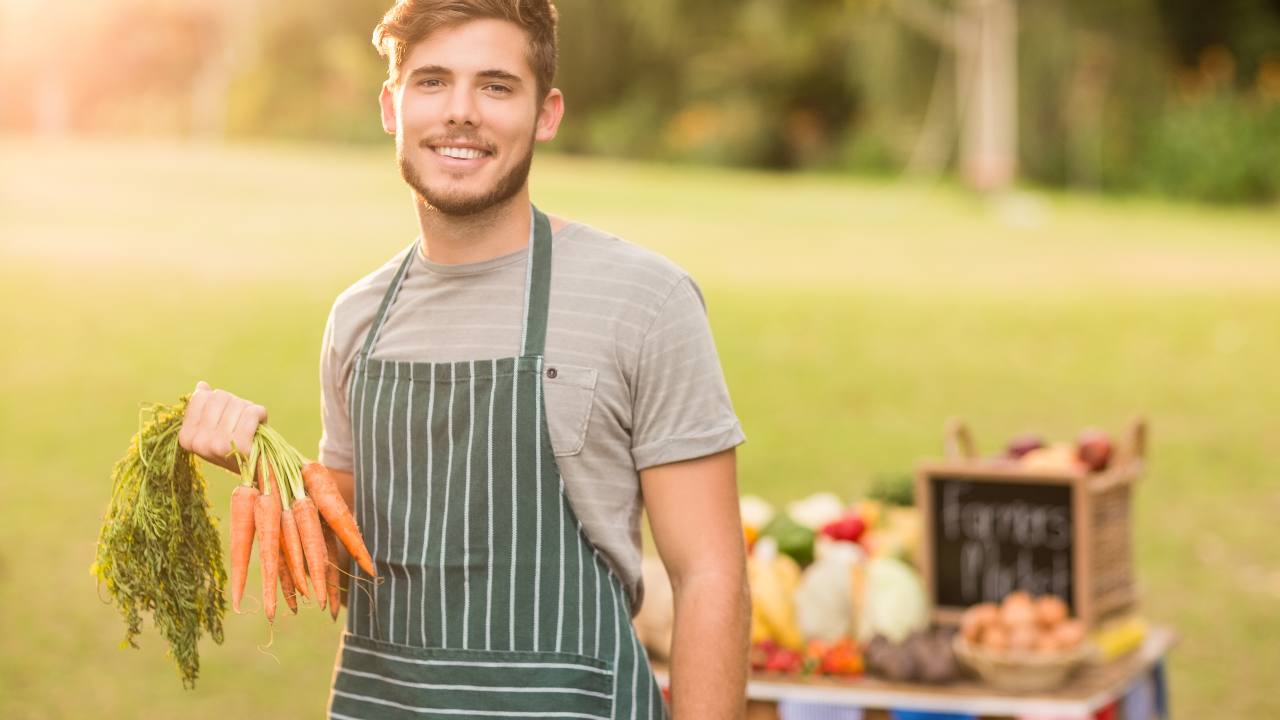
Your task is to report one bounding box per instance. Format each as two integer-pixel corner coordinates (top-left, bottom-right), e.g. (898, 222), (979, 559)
(177, 381), (268, 474)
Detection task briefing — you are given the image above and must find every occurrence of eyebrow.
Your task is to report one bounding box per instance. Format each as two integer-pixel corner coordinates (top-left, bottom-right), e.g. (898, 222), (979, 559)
(406, 65), (524, 85)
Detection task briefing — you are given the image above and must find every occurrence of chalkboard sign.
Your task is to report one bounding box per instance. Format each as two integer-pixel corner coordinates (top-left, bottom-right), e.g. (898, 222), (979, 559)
(928, 473), (1076, 613)
(916, 460), (1140, 628)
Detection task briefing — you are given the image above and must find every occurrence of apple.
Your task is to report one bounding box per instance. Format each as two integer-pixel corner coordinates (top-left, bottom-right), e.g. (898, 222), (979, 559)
(1006, 433), (1046, 459)
(820, 514), (867, 543)
(1076, 428), (1114, 472)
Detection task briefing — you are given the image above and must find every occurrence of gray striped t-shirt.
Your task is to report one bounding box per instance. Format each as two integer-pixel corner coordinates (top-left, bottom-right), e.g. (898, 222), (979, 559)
(319, 220), (746, 611)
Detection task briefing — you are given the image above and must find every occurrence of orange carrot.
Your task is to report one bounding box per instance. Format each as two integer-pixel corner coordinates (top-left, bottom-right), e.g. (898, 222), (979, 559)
(279, 503), (310, 600)
(279, 555), (298, 614)
(302, 463), (376, 578)
(255, 465), (283, 622)
(292, 497), (328, 610)
(324, 529), (341, 621)
(229, 483), (259, 612)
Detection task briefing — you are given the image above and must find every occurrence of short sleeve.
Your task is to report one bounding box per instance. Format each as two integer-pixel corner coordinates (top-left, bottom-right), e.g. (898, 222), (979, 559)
(629, 276), (745, 470)
(318, 305), (355, 472)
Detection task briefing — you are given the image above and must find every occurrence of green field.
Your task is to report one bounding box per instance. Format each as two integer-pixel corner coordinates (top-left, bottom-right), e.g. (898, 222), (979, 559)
(2, 137), (1278, 719)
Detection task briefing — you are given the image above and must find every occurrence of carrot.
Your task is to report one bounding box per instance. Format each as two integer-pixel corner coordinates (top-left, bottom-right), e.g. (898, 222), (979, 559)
(292, 497), (328, 610)
(279, 555), (298, 614)
(279, 502), (311, 600)
(229, 483), (259, 612)
(324, 530), (341, 621)
(255, 463), (283, 622)
(302, 462), (376, 578)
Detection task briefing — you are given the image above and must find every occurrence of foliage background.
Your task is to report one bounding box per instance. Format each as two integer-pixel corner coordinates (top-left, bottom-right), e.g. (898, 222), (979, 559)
(1, 0), (1278, 202)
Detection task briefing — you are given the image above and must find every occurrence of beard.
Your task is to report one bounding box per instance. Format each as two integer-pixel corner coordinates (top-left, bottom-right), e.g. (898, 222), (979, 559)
(398, 130), (535, 217)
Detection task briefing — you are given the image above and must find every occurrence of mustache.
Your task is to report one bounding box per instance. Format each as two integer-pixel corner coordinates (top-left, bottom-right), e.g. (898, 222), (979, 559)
(418, 135), (495, 153)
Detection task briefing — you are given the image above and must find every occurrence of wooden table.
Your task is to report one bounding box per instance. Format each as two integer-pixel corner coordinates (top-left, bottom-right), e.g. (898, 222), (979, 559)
(654, 626), (1174, 719)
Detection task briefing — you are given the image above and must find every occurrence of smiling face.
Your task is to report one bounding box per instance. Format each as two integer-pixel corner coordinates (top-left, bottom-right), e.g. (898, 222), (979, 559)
(380, 18), (564, 217)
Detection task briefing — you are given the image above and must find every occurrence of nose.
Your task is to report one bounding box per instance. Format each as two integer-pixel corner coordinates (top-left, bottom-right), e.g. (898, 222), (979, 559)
(444, 84), (480, 127)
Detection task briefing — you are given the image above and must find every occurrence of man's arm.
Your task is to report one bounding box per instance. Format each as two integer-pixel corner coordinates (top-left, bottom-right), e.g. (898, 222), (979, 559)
(641, 448), (749, 720)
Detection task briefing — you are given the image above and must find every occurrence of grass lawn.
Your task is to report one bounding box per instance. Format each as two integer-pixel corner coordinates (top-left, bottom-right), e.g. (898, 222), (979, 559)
(1, 137), (1277, 719)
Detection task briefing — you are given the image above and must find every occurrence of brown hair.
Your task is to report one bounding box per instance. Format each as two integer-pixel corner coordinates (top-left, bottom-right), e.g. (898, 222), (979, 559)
(373, 0), (559, 100)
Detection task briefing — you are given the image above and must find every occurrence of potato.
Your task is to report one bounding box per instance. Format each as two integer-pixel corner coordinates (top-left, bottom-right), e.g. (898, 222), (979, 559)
(983, 625), (1010, 652)
(1035, 596), (1069, 627)
(961, 603), (998, 642)
(1054, 619), (1086, 648)
(1034, 633), (1064, 653)
(1000, 592), (1036, 628)
(1008, 624), (1038, 652)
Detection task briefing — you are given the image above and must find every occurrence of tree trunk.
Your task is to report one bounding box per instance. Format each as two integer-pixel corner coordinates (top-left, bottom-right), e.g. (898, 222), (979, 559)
(957, 0), (1017, 192)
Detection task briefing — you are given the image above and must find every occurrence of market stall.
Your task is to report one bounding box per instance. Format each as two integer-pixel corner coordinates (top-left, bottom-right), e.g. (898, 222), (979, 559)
(637, 420), (1172, 720)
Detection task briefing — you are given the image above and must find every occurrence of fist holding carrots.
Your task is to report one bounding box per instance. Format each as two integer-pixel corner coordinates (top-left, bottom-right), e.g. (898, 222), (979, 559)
(178, 381), (268, 473)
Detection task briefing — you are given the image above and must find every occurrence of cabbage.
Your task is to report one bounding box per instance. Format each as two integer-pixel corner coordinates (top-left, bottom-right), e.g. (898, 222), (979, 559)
(854, 557), (929, 643)
(794, 539), (865, 642)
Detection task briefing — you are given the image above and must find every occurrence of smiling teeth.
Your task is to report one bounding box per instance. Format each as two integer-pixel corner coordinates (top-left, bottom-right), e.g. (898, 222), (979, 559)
(436, 147), (486, 160)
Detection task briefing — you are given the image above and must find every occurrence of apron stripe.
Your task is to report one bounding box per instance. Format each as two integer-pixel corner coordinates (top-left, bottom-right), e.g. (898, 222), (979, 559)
(532, 360), (543, 651)
(349, 359), (363, 636)
(486, 357), (497, 651)
(340, 668), (612, 699)
(332, 689), (610, 719)
(401, 363), (415, 646)
(369, 362), (386, 638)
(556, 469), (565, 653)
(337, 207), (668, 719)
(462, 360), (475, 649)
(439, 363), (455, 647)
(593, 549), (602, 658)
(343, 643), (612, 673)
(363, 363), (376, 632)
(508, 364), (519, 650)
(576, 510), (584, 655)
(419, 368), (436, 646)
(609, 559), (620, 717)
(386, 363), (399, 643)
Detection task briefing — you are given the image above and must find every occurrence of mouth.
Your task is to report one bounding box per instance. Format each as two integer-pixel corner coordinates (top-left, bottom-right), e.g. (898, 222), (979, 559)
(429, 144), (494, 167)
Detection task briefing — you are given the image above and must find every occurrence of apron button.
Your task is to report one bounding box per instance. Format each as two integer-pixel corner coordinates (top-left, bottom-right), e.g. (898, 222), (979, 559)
(546, 367), (558, 379)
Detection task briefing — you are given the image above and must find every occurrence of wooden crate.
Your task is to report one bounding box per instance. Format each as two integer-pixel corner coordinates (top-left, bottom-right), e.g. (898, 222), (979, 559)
(915, 419), (1146, 628)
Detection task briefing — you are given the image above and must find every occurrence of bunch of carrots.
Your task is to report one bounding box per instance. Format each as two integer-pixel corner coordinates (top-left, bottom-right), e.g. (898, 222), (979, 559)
(96, 395), (378, 688)
(232, 424), (376, 623)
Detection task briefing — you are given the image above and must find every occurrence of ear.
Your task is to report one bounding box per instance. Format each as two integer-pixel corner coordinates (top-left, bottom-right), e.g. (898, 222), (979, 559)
(534, 88), (565, 143)
(379, 80), (398, 135)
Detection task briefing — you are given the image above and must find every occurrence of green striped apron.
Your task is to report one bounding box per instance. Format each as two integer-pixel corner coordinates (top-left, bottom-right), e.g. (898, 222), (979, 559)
(329, 206), (670, 720)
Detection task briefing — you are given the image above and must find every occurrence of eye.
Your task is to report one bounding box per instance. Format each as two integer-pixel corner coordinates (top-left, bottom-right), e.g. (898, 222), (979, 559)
(485, 84), (512, 94)
(418, 78), (443, 88)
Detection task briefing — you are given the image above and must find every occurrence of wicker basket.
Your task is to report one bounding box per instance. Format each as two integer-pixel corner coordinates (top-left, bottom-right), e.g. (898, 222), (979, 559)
(952, 635), (1095, 693)
(917, 418), (1147, 628)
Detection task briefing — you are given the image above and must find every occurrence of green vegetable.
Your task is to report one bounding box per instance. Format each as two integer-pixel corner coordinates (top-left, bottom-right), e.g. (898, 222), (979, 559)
(760, 514), (816, 567)
(868, 473), (915, 507)
(91, 397), (226, 688)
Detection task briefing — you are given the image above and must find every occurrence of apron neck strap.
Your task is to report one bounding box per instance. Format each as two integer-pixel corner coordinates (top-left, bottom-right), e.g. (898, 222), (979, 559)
(520, 205), (553, 358)
(359, 204), (554, 363)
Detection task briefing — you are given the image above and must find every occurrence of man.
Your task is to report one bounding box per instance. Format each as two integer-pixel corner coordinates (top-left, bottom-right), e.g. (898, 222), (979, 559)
(177, 1), (749, 717)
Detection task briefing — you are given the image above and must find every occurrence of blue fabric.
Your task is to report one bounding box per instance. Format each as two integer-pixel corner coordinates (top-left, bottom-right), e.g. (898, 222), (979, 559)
(889, 711), (977, 720)
(1152, 660), (1170, 719)
(1122, 669), (1157, 720)
(778, 701), (864, 720)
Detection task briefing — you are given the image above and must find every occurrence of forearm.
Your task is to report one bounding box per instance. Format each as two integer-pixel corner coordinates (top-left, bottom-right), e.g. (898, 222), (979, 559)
(667, 570), (750, 719)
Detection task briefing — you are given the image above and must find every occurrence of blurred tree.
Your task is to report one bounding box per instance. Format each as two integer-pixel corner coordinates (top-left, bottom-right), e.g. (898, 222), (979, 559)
(3, 0), (1275, 201)
(887, 0), (1019, 192)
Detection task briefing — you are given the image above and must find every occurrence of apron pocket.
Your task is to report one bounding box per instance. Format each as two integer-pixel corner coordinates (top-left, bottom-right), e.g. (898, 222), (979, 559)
(543, 364), (597, 457)
(332, 631), (615, 720)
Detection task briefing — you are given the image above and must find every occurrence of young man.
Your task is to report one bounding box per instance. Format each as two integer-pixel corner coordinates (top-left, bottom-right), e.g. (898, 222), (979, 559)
(178, 1), (749, 717)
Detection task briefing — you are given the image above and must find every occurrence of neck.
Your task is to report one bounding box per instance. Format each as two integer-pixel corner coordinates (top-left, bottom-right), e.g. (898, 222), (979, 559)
(413, 188), (532, 265)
